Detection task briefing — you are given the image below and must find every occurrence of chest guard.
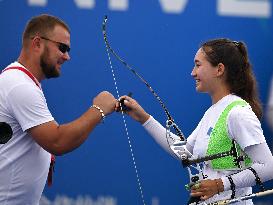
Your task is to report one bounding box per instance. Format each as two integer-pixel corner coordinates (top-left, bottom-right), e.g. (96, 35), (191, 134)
(206, 100), (252, 170)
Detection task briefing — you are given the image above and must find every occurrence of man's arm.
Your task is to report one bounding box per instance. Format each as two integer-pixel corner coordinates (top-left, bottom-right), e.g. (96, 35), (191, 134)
(28, 91), (116, 155)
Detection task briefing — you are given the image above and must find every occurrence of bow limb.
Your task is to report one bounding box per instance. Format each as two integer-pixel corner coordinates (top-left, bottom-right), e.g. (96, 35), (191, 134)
(102, 15), (186, 143)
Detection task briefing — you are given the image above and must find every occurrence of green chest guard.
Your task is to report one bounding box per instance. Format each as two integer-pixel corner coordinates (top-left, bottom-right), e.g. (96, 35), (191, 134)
(206, 100), (252, 170)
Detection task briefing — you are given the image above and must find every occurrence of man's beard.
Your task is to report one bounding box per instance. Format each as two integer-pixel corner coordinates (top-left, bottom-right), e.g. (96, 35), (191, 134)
(40, 48), (60, 79)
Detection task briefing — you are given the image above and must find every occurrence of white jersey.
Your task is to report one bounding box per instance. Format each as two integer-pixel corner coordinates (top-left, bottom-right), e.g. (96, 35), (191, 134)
(143, 94), (268, 204)
(187, 94), (265, 204)
(0, 62), (54, 205)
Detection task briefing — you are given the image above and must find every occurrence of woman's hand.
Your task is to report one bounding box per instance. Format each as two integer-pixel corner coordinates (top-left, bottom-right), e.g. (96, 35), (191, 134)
(116, 95), (150, 124)
(190, 179), (224, 200)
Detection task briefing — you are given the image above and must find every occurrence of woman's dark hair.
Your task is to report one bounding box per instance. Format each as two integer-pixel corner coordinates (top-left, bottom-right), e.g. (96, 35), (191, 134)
(201, 38), (262, 119)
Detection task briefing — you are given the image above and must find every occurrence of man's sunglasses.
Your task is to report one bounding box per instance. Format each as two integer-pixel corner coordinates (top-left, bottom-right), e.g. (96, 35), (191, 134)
(40, 36), (70, 53)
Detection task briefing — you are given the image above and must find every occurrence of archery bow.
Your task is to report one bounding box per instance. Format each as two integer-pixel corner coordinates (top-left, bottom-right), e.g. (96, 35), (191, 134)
(203, 188), (273, 205)
(102, 15), (148, 205)
(102, 15), (189, 205)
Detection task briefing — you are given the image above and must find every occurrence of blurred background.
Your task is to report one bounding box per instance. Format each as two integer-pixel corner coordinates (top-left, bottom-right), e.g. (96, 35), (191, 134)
(0, 0), (273, 204)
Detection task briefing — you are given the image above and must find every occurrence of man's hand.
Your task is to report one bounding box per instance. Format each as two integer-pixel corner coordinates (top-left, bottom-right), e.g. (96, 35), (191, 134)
(93, 91), (116, 115)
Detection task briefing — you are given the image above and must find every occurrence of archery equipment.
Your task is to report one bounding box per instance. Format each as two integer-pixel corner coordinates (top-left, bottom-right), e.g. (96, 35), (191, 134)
(204, 188), (273, 205)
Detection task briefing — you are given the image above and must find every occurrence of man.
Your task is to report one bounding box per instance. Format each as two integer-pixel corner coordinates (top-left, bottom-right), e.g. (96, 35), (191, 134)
(0, 14), (116, 204)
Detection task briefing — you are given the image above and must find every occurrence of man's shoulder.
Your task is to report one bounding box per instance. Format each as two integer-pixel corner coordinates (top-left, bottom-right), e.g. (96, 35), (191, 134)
(1, 70), (40, 94)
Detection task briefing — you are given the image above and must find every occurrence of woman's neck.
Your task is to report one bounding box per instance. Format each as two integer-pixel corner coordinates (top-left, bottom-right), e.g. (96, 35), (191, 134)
(211, 86), (231, 104)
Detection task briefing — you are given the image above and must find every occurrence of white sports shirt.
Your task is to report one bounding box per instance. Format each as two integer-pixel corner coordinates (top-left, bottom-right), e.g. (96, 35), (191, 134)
(0, 62), (54, 205)
(143, 94), (273, 204)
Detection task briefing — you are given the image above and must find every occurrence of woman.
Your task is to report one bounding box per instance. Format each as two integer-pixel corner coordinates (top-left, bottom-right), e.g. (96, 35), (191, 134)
(116, 38), (273, 204)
